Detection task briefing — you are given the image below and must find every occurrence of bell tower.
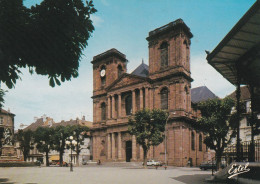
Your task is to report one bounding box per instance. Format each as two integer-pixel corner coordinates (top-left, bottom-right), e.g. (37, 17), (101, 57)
(146, 19), (193, 115)
(146, 19), (193, 80)
(92, 48), (127, 96)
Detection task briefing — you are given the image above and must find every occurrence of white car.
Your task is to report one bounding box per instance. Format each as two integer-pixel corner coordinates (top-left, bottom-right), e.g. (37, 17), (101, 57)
(145, 160), (162, 166)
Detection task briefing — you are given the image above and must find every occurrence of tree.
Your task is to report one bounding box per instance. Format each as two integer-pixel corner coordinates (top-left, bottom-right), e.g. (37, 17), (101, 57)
(0, 0), (97, 107)
(0, 89), (4, 109)
(16, 129), (34, 161)
(69, 124), (89, 166)
(34, 126), (54, 166)
(52, 125), (71, 167)
(248, 85), (260, 162)
(197, 97), (236, 170)
(128, 109), (168, 168)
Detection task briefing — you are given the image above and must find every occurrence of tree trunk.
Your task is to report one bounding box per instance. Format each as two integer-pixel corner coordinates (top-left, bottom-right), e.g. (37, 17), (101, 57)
(59, 149), (64, 167)
(23, 152), (27, 162)
(46, 151), (49, 166)
(76, 145), (79, 166)
(215, 151), (222, 171)
(143, 147), (148, 169)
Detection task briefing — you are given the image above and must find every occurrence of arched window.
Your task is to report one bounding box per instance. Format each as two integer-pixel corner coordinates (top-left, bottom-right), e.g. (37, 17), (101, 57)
(118, 65), (123, 78)
(125, 95), (132, 115)
(191, 132), (195, 150)
(160, 87), (168, 110)
(160, 42), (168, 68)
(199, 134), (202, 151)
(101, 103), (106, 121)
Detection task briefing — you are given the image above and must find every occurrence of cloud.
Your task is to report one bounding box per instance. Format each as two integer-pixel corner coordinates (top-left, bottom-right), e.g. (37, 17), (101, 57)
(91, 15), (104, 27)
(191, 54), (235, 98)
(2, 66), (93, 129)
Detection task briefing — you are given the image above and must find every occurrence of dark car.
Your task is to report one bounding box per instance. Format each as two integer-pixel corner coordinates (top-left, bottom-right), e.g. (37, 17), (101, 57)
(199, 161), (217, 170)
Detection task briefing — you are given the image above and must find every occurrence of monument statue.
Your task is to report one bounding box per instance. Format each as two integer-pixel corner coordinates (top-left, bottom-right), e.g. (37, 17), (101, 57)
(3, 128), (12, 146)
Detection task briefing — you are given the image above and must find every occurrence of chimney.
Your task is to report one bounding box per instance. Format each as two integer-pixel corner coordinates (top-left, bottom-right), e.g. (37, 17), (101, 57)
(82, 116), (85, 121)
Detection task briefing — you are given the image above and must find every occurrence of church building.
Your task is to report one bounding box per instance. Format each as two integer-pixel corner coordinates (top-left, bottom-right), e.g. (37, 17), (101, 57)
(91, 19), (207, 166)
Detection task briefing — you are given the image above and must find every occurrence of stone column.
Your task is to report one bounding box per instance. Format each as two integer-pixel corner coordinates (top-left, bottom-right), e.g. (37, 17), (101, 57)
(107, 96), (111, 119)
(132, 135), (137, 161)
(112, 95), (116, 119)
(140, 145), (143, 160)
(145, 88), (149, 109)
(140, 88), (143, 110)
(118, 93), (121, 117)
(107, 133), (111, 159)
(132, 90), (136, 114)
(111, 133), (116, 160)
(118, 132), (122, 160)
(93, 136), (96, 160)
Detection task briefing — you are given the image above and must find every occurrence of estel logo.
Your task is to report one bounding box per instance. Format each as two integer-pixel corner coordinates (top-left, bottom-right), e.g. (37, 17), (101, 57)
(228, 163), (250, 179)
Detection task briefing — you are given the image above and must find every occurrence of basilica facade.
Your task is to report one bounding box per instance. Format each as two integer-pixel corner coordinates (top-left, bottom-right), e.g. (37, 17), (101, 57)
(91, 19), (207, 166)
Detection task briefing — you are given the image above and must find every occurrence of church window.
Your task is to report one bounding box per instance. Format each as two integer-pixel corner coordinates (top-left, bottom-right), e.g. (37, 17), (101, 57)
(118, 65), (123, 78)
(101, 102), (106, 121)
(101, 77), (106, 86)
(125, 95), (132, 116)
(191, 132), (195, 150)
(160, 42), (168, 68)
(160, 87), (168, 110)
(199, 134), (202, 151)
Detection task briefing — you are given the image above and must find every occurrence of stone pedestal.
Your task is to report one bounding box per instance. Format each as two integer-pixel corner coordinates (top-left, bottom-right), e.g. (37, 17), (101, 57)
(1, 145), (16, 156)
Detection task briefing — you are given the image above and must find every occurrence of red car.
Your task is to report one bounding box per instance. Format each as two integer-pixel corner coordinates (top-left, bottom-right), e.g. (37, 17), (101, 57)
(57, 161), (68, 167)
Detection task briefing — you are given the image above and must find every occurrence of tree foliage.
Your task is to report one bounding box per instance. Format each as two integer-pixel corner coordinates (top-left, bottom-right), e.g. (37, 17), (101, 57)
(197, 97), (236, 169)
(0, 0), (97, 107)
(52, 125), (71, 167)
(34, 126), (55, 166)
(128, 109), (168, 167)
(0, 89), (5, 109)
(69, 124), (89, 166)
(16, 129), (34, 161)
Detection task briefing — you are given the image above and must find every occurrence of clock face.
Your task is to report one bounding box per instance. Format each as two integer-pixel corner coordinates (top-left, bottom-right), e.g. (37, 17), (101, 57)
(100, 69), (106, 77)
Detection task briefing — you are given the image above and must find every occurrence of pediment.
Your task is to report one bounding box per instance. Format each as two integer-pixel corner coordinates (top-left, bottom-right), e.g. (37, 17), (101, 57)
(107, 74), (149, 91)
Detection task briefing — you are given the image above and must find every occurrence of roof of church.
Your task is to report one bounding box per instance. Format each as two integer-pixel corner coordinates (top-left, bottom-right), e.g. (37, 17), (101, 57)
(147, 19), (193, 41)
(91, 48), (127, 64)
(191, 86), (218, 103)
(131, 61), (149, 78)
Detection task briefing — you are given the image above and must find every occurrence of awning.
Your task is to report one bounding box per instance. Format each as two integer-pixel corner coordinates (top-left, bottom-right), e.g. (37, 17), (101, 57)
(49, 155), (59, 161)
(206, 0), (260, 87)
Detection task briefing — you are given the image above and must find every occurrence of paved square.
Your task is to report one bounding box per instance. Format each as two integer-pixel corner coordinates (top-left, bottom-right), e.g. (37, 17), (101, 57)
(0, 165), (216, 184)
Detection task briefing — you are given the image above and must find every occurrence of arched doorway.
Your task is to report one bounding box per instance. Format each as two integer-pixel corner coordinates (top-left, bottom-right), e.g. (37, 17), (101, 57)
(125, 141), (132, 162)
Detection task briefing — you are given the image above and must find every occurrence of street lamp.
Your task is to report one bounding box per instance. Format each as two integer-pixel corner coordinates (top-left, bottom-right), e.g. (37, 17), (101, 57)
(66, 136), (77, 172)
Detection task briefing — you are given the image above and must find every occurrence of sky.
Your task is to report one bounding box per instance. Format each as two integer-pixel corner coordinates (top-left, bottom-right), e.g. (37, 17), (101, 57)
(2, 0), (256, 129)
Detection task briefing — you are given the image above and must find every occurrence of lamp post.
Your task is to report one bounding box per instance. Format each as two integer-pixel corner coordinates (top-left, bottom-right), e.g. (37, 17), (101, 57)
(66, 136), (77, 172)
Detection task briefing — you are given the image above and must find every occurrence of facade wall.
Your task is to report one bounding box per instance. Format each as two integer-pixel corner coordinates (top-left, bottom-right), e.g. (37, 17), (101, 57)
(91, 20), (207, 166)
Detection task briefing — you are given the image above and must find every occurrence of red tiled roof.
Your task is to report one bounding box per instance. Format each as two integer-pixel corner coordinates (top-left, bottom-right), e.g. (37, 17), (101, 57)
(0, 109), (15, 116)
(23, 118), (44, 131)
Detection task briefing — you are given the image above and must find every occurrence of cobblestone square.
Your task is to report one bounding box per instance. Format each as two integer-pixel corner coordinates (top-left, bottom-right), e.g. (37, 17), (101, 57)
(0, 165), (216, 184)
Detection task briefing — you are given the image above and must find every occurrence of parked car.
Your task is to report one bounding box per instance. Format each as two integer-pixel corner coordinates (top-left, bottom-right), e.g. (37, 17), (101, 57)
(57, 161), (68, 167)
(82, 160), (87, 165)
(143, 160), (162, 166)
(199, 161), (217, 170)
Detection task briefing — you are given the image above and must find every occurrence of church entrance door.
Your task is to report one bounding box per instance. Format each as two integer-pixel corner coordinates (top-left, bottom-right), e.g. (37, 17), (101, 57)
(125, 141), (132, 162)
